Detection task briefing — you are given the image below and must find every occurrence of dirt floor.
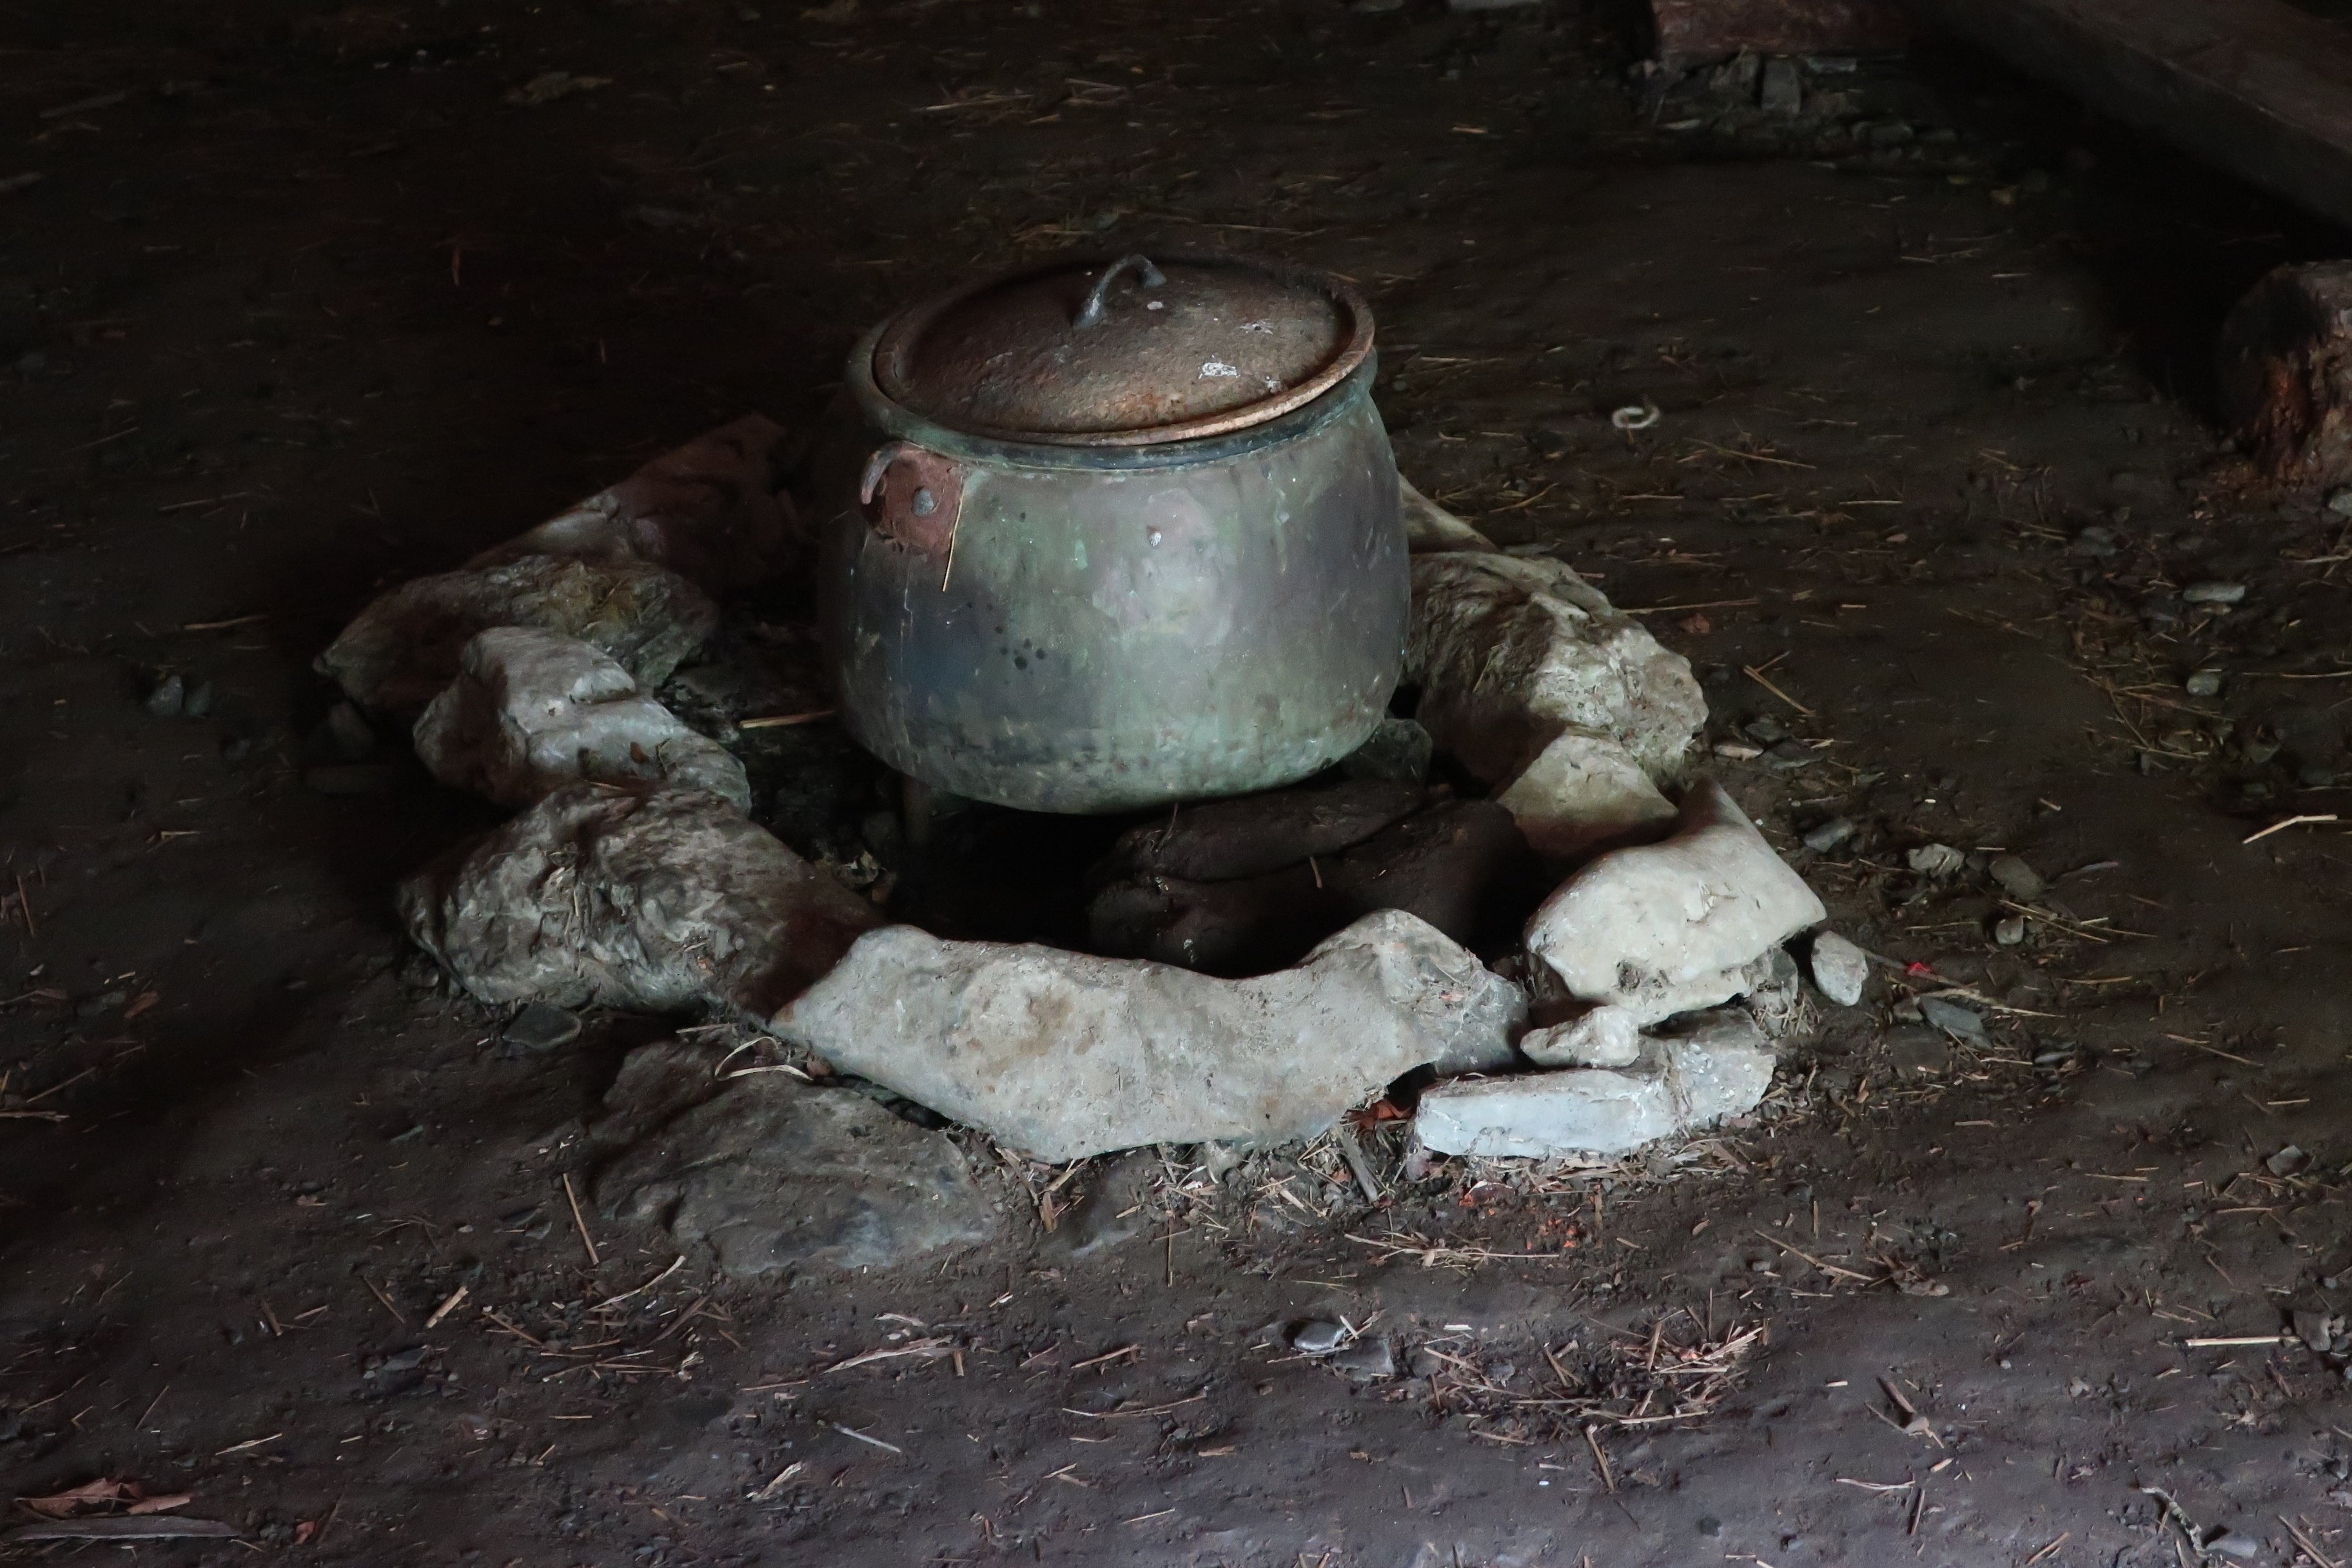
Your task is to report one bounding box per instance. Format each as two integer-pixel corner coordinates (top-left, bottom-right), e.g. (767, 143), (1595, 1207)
(10, 1), (2352, 1564)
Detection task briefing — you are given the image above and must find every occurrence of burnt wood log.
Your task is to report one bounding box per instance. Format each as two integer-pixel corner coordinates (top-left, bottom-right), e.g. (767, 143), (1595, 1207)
(2218, 262), (2352, 489)
(1649, 0), (1909, 69)
(1903, 0), (2352, 235)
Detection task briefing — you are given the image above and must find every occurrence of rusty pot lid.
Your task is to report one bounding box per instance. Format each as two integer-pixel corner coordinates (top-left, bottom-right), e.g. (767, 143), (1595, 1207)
(869, 251), (1374, 446)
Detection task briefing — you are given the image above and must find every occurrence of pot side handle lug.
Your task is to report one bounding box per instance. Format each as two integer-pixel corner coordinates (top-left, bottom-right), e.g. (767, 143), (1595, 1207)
(858, 440), (965, 558)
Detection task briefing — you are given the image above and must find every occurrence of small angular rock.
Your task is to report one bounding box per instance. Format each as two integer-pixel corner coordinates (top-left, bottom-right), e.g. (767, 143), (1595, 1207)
(1907, 843), (1965, 877)
(1986, 853), (2044, 901)
(777, 910), (1520, 1161)
(400, 783), (882, 1019)
(1521, 1005), (1643, 1068)
(143, 673), (184, 718)
(1806, 930), (1869, 1007)
(1292, 1320), (1349, 1355)
(413, 627), (750, 809)
(1494, 729), (1681, 863)
(1525, 780), (1827, 1025)
(1801, 817), (1856, 853)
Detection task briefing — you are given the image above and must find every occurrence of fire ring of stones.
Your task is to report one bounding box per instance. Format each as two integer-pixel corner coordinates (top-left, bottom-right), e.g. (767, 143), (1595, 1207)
(322, 420), (1868, 1280)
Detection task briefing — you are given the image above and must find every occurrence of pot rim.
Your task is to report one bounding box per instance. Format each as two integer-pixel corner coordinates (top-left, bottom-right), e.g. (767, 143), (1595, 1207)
(859, 251), (1376, 449)
(847, 323), (1380, 475)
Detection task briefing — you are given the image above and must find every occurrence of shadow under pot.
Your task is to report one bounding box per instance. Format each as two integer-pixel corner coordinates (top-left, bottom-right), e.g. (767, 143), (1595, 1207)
(811, 251), (1407, 816)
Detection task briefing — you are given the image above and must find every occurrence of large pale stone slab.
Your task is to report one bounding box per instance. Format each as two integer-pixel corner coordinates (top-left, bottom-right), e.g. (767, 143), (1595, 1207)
(398, 783), (881, 1019)
(1417, 1012), (1775, 1160)
(318, 554), (719, 717)
(1525, 779), (1825, 1024)
(1406, 552), (1705, 788)
(775, 910), (1523, 1161)
(413, 627), (749, 809)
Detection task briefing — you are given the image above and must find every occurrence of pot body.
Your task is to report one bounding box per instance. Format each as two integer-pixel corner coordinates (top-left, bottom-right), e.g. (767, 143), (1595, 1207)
(814, 347), (1407, 814)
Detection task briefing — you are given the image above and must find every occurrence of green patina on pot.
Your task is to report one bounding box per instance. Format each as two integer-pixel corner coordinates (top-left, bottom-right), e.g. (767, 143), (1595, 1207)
(814, 251), (1408, 814)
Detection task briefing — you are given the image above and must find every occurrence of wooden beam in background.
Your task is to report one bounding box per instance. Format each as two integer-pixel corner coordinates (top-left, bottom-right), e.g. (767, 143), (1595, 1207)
(1649, 0), (1910, 69)
(1903, 0), (2352, 235)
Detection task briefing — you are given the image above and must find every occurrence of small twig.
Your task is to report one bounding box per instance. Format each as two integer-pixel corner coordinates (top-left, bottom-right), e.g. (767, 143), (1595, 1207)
(827, 1420), (904, 1455)
(591, 1255), (685, 1311)
(2280, 1513), (2342, 1568)
(423, 1284), (469, 1329)
(1583, 1423), (1615, 1492)
(2023, 1533), (2068, 1567)
(737, 708), (836, 730)
(2245, 814), (2338, 845)
(1743, 663), (1815, 717)
(2183, 1334), (2286, 1348)
(562, 1173), (600, 1267)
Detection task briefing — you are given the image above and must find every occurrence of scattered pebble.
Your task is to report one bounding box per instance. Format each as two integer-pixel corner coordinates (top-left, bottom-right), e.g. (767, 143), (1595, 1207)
(1907, 843), (1965, 877)
(1806, 932), (1868, 1008)
(2329, 488), (2352, 518)
(2068, 525), (2119, 558)
(1986, 853), (2044, 901)
(2181, 581), (2246, 605)
(1801, 818), (1856, 853)
(144, 672), (185, 718)
(2184, 669), (2224, 698)
(2267, 1144), (2308, 1177)
(183, 680), (214, 719)
(2298, 762), (2338, 789)
(1919, 996), (1988, 1045)
(1291, 1320), (1349, 1356)
(1992, 914), (2027, 946)
(2202, 1529), (2259, 1562)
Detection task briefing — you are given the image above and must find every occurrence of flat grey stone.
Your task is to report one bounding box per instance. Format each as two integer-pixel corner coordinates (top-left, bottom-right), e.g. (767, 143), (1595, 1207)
(413, 627), (749, 810)
(778, 910), (1515, 1162)
(1918, 997), (1987, 1045)
(595, 1073), (995, 1279)
(400, 783), (881, 1019)
(1524, 781), (1827, 1025)
(2182, 581), (2246, 605)
(1987, 854), (2044, 900)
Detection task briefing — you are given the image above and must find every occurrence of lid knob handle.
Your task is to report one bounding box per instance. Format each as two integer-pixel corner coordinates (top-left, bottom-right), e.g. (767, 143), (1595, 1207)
(1072, 255), (1166, 329)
